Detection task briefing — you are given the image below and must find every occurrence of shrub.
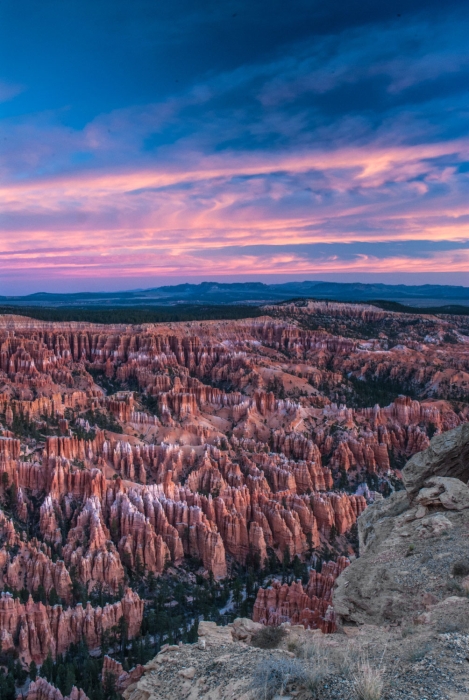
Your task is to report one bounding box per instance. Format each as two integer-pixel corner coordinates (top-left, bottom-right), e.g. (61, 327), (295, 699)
(327, 643), (354, 679)
(452, 560), (469, 577)
(437, 620), (466, 634)
(250, 657), (307, 700)
(446, 579), (463, 595)
(406, 642), (432, 663)
(352, 661), (384, 700)
(298, 640), (331, 697)
(251, 626), (287, 649)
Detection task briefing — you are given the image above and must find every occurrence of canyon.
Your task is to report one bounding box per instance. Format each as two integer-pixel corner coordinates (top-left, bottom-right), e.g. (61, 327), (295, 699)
(1, 301), (469, 698)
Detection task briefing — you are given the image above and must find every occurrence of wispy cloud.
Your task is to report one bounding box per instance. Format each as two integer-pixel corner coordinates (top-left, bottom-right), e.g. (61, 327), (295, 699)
(0, 80), (24, 104)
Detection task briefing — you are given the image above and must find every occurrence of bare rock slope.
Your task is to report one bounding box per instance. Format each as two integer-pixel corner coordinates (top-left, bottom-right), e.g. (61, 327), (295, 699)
(124, 613), (469, 700)
(334, 422), (469, 626)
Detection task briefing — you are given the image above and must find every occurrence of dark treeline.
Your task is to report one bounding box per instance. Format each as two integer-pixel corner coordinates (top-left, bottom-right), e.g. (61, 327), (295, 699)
(345, 375), (418, 409)
(0, 305), (263, 325)
(1, 299), (469, 324)
(368, 300), (469, 316)
(0, 299), (469, 330)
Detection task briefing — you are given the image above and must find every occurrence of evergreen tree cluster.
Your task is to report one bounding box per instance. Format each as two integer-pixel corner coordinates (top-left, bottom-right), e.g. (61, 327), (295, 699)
(40, 641), (108, 700)
(0, 305), (262, 325)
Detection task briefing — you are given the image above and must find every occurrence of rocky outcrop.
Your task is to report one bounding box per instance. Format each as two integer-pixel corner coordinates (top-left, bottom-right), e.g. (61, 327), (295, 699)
(415, 475), (469, 511)
(333, 423), (469, 626)
(402, 422), (469, 494)
(125, 611), (469, 700)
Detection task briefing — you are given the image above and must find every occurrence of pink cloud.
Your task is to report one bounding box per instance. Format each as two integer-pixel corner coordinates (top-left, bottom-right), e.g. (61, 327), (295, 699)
(1, 129), (469, 289)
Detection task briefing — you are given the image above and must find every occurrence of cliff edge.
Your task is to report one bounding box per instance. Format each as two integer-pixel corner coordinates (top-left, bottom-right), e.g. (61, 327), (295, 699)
(334, 422), (469, 628)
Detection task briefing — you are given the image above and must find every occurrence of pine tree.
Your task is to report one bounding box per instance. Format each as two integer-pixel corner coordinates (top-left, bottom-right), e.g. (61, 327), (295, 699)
(36, 584), (47, 604)
(64, 664), (76, 695)
(118, 615), (128, 660)
(0, 669), (16, 700)
(143, 633), (153, 662)
(292, 555), (303, 581)
(232, 578), (242, 611)
(41, 652), (54, 682)
(48, 587), (60, 606)
(103, 672), (117, 700)
(282, 546), (291, 571)
(56, 664), (67, 693)
(29, 660), (38, 681)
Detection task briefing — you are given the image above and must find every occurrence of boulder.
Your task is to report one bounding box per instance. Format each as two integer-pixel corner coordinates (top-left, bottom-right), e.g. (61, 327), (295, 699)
(230, 617), (262, 643)
(198, 621), (234, 645)
(415, 476), (469, 511)
(402, 423), (469, 495)
(178, 667), (196, 679)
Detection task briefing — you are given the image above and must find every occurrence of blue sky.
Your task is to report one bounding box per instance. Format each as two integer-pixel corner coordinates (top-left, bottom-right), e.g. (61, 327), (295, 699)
(1, 0), (469, 293)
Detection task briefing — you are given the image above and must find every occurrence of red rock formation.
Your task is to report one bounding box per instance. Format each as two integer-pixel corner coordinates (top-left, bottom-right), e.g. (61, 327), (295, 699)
(1, 307), (468, 657)
(110, 492), (171, 574)
(102, 656), (144, 692)
(20, 677), (90, 700)
(252, 557), (349, 633)
(40, 496), (62, 546)
(0, 507), (21, 546)
(45, 432), (106, 462)
(0, 436), (21, 459)
(63, 497), (125, 593)
(272, 431), (321, 462)
(0, 587), (143, 664)
(2, 544), (73, 603)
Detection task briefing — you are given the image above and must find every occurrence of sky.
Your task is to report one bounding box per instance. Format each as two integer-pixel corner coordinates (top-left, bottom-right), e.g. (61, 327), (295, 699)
(1, 0), (469, 294)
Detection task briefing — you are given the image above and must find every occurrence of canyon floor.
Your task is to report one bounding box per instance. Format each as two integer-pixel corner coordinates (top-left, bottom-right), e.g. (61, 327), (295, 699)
(1, 300), (469, 699)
